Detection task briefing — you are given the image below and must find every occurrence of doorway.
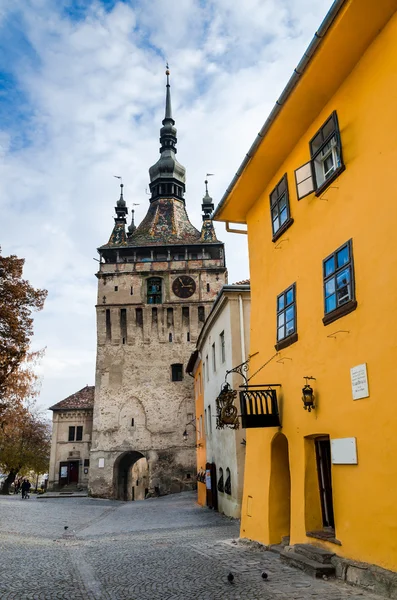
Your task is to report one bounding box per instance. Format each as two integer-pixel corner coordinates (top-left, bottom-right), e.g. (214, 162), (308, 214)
(269, 433), (291, 544)
(113, 451), (147, 501)
(59, 461), (79, 486)
(315, 437), (335, 529)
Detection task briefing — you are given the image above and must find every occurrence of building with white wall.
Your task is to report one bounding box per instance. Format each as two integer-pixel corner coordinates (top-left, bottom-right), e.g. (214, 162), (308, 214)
(196, 282), (250, 518)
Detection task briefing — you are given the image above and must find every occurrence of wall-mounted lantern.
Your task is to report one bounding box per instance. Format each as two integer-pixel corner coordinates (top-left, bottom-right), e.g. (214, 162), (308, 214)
(182, 419), (202, 447)
(302, 376), (316, 412)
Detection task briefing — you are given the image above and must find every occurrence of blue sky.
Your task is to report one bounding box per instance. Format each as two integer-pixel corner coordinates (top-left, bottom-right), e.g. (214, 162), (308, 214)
(0, 0), (332, 410)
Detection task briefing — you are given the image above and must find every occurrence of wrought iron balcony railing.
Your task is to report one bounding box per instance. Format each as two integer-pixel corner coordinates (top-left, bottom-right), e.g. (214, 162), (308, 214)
(239, 388), (281, 428)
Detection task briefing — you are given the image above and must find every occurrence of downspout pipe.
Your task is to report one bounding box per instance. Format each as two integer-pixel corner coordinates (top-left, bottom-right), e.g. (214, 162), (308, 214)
(239, 294), (246, 364)
(213, 0), (348, 220)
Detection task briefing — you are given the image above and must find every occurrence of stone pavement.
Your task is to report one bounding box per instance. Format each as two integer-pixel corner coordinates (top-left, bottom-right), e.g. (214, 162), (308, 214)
(0, 491), (384, 600)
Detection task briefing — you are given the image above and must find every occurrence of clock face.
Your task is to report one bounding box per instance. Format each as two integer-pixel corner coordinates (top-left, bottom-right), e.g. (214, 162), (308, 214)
(172, 275), (196, 298)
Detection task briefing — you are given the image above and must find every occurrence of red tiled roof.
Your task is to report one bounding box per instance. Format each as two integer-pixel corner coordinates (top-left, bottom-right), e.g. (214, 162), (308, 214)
(233, 279), (250, 285)
(49, 385), (95, 411)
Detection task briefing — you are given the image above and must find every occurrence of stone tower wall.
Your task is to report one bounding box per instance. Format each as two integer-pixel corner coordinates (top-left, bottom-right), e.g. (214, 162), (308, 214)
(89, 261), (227, 498)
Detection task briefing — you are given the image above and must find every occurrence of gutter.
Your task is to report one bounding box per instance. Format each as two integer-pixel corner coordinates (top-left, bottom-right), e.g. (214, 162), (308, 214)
(213, 0), (348, 220)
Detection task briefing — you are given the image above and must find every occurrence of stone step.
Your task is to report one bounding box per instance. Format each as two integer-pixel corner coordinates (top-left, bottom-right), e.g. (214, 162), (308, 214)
(280, 549), (336, 578)
(293, 543), (335, 564)
(268, 544), (284, 555)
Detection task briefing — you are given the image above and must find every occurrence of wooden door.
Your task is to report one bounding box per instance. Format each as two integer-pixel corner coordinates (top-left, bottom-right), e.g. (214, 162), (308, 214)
(315, 438), (335, 529)
(69, 461), (79, 484)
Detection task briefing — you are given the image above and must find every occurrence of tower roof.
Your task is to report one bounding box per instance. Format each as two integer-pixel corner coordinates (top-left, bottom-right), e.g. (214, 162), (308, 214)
(49, 385), (95, 411)
(100, 69), (222, 251)
(148, 67), (186, 188)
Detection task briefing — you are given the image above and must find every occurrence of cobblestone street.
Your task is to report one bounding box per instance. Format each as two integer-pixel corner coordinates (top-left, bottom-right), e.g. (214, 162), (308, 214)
(0, 491), (384, 600)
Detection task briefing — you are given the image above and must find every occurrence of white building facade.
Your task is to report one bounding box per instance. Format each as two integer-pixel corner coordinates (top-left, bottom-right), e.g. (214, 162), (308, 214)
(197, 283), (250, 518)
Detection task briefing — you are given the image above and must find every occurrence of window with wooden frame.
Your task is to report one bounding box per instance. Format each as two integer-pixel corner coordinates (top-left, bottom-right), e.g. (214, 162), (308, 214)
(295, 111), (344, 199)
(270, 174), (293, 241)
(275, 283), (297, 350)
(171, 363), (183, 381)
(220, 331), (225, 363)
(323, 239), (356, 325)
(147, 277), (162, 304)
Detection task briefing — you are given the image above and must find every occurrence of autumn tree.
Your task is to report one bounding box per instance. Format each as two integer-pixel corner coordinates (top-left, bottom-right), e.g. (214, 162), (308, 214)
(0, 248), (47, 413)
(0, 403), (51, 494)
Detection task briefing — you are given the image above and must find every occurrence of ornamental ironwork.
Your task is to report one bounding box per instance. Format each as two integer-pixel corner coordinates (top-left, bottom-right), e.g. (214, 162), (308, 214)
(239, 388), (281, 428)
(216, 383), (239, 430)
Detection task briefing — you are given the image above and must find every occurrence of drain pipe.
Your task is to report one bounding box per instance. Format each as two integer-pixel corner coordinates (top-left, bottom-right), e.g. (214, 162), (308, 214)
(239, 294), (246, 364)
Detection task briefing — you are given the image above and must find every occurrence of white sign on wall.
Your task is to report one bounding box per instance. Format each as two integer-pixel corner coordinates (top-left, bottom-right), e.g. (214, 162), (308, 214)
(98, 458), (105, 468)
(350, 363), (369, 400)
(331, 437), (358, 465)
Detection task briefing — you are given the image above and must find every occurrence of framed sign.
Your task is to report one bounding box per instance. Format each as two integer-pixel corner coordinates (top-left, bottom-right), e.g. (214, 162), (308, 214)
(350, 363), (369, 400)
(60, 466), (68, 478)
(98, 458), (105, 468)
(205, 469), (211, 490)
(331, 437), (358, 464)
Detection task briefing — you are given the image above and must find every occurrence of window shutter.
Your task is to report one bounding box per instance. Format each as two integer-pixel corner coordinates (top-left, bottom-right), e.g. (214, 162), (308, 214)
(295, 160), (316, 199)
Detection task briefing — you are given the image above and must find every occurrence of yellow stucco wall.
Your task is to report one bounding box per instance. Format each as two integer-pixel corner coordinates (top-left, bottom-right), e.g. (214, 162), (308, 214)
(233, 7), (397, 572)
(194, 361), (207, 507)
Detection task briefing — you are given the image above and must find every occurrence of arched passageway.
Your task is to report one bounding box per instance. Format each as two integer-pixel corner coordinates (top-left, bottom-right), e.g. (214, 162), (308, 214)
(113, 451), (148, 501)
(268, 433), (291, 544)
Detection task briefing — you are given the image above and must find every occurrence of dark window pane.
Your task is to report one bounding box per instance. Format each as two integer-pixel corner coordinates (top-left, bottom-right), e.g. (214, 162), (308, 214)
(336, 268), (350, 289)
(325, 278), (335, 298)
(76, 426), (83, 441)
(277, 295), (285, 311)
(311, 131), (323, 154)
(337, 246), (349, 268)
(285, 306), (294, 323)
(325, 294), (337, 314)
(277, 177), (287, 195)
(286, 320), (295, 336)
(68, 427), (75, 442)
(322, 116), (335, 140)
(324, 257), (335, 277)
(172, 364), (183, 381)
(280, 206), (288, 226)
(286, 288), (294, 305)
(270, 189), (278, 206)
(336, 269), (350, 304)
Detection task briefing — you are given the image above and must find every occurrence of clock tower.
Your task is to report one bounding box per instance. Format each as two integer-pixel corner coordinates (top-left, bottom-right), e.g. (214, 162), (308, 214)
(89, 69), (227, 499)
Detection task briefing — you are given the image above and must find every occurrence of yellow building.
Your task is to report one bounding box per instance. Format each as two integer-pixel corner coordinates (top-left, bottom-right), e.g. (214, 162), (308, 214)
(214, 0), (397, 586)
(186, 352), (206, 506)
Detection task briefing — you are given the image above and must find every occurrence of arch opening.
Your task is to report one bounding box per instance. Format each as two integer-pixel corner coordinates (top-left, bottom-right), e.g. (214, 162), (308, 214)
(113, 451), (148, 501)
(268, 433), (291, 544)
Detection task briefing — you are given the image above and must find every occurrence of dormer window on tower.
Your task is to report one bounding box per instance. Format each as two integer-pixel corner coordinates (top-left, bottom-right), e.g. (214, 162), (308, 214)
(147, 277), (162, 304)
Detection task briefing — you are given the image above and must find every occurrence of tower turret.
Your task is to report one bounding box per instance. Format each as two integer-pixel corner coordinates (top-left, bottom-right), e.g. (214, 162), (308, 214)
(108, 182), (128, 246)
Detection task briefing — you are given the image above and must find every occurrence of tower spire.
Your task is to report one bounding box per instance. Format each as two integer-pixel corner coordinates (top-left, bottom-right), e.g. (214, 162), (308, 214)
(164, 63), (172, 121)
(200, 177), (218, 243)
(148, 67), (186, 202)
(108, 178), (128, 246)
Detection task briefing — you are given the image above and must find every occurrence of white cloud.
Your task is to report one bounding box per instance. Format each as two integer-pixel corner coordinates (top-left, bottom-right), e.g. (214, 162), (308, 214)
(0, 0), (332, 410)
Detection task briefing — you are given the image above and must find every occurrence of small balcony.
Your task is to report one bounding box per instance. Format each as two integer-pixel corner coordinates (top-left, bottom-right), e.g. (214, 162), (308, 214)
(239, 388), (281, 428)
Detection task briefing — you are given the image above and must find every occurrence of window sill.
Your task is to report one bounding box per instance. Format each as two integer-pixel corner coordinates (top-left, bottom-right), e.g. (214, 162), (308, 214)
(272, 217), (294, 243)
(323, 300), (357, 326)
(315, 164), (345, 197)
(306, 529), (342, 546)
(275, 332), (298, 351)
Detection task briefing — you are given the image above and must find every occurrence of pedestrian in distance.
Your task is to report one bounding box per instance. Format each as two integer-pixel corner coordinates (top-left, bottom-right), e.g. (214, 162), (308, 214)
(21, 479), (31, 499)
(14, 479), (20, 495)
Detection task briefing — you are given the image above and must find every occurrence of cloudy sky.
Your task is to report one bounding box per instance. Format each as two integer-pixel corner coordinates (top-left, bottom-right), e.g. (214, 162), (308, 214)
(0, 0), (332, 411)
